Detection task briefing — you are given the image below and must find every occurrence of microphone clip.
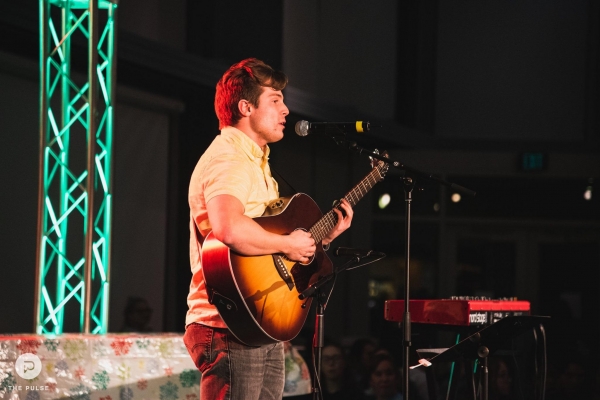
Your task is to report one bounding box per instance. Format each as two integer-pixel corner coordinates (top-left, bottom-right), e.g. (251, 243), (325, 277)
(334, 247), (384, 259)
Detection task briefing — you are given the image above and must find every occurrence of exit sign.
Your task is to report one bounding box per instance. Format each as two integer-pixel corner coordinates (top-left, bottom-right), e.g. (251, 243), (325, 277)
(519, 152), (547, 172)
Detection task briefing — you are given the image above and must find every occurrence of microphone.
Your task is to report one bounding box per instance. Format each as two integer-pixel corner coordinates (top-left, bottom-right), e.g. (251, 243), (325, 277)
(295, 120), (372, 137)
(334, 247), (385, 258)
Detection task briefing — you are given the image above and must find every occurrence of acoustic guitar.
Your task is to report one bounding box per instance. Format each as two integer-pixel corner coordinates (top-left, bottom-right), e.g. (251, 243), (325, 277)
(201, 155), (389, 346)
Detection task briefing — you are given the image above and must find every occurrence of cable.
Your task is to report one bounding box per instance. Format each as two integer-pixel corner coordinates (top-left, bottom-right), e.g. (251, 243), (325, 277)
(311, 344), (323, 399)
(539, 324), (547, 400)
(510, 333), (526, 400)
(322, 273), (338, 311)
(445, 333), (461, 400)
(310, 272), (339, 400)
(532, 327), (539, 400)
(342, 253), (387, 271)
(472, 359), (478, 400)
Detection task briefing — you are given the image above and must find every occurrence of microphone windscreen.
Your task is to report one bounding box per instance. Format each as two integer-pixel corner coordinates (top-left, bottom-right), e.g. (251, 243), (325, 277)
(295, 120), (309, 136)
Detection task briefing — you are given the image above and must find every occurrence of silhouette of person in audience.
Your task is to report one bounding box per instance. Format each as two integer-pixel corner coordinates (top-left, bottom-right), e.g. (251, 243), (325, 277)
(546, 351), (592, 399)
(120, 296), (153, 332)
(348, 338), (377, 392)
(365, 352), (403, 400)
(321, 340), (365, 400)
(488, 357), (514, 400)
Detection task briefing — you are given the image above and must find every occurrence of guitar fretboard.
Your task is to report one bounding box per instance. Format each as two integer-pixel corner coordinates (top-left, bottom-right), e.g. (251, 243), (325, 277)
(309, 161), (387, 244)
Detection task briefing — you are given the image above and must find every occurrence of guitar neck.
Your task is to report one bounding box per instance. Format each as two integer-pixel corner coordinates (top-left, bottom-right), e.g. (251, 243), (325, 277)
(309, 165), (385, 243)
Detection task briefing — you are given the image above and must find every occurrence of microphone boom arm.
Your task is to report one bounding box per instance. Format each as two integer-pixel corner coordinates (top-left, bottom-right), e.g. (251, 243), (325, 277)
(350, 143), (476, 197)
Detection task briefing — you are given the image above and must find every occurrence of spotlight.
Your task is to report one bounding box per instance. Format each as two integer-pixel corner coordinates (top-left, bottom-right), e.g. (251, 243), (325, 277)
(584, 178), (593, 201)
(451, 193), (461, 203)
(378, 193), (391, 209)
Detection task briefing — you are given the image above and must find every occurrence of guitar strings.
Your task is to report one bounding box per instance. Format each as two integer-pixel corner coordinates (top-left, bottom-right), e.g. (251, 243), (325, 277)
(310, 164), (386, 243)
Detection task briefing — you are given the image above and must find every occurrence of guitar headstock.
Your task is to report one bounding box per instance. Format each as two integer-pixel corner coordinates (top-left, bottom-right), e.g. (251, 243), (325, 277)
(370, 149), (390, 180)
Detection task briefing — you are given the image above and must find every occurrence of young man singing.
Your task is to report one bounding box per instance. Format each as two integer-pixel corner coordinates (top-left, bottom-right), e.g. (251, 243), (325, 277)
(184, 58), (353, 400)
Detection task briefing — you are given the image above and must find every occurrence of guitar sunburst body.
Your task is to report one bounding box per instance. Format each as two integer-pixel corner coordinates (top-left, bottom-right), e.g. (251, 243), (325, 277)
(201, 154), (389, 346)
(201, 193), (330, 346)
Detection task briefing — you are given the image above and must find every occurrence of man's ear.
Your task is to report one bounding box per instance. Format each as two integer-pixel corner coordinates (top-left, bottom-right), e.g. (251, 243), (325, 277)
(238, 99), (252, 117)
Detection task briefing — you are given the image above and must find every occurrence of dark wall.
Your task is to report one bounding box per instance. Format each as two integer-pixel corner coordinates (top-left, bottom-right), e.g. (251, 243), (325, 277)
(435, 0), (590, 142)
(0, 71), (39, 334)
(187, 0), (284, 69)
(0, 2), (598, 361)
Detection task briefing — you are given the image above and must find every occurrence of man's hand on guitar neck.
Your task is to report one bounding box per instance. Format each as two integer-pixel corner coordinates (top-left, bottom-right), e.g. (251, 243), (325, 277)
(322, 199), (354, 248)
(279, 198), (352, 263)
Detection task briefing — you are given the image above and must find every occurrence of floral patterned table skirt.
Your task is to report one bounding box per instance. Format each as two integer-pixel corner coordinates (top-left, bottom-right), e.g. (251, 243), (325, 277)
(0, 333), (200, 400)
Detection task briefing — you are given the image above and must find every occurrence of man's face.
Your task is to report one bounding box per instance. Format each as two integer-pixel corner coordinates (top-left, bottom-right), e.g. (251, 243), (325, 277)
(247, 87), (289, 146)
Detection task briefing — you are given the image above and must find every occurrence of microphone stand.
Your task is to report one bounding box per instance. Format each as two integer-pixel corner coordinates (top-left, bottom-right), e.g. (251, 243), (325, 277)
(329, 137), (475, 400)
(299, 257), (363, 400)
(402, 174), (415, 400)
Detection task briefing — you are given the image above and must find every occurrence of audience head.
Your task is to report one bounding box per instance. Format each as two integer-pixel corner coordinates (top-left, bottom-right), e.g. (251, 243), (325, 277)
(322, 341), (347, 383)
(489, 357), (513, 399)
(557, 356), (587, 395)
(122, 296), (153, 332)
(348, 338), (377, 390)
(368, 352), (400, 400)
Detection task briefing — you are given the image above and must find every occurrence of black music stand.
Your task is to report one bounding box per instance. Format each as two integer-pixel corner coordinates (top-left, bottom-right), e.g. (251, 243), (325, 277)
(415, 315), (550, 400)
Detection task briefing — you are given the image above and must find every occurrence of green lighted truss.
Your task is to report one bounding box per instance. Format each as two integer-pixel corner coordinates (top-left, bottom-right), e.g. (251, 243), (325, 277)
(35, 0), (118, 334)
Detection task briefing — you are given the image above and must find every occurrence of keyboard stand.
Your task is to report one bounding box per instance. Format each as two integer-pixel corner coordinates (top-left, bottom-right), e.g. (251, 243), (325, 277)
(414, 315), (550, 400)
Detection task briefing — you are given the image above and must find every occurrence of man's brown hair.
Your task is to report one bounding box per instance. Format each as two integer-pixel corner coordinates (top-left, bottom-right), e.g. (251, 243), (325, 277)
(214, 58), (288, 129)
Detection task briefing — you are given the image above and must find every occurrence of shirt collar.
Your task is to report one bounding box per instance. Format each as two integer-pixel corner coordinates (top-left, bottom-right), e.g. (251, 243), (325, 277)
(221, 126), (270, 165)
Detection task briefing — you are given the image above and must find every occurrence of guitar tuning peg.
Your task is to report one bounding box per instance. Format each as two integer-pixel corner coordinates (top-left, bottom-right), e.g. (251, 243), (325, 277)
(369, 149), (380, 168)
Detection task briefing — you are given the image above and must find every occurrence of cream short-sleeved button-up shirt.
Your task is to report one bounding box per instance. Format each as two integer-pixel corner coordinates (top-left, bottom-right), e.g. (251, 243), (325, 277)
(186, 126), (279, 328)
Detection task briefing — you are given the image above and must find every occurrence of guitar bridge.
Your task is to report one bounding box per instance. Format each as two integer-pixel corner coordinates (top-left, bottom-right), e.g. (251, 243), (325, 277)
(273, 255), (295, 291)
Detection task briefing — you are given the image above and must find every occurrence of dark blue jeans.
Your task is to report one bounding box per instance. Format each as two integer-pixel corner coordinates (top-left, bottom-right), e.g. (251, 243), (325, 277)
(184, 323), (285, 400)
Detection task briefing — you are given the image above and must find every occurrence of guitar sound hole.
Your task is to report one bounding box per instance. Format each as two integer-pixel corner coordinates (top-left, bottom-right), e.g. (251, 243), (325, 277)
(290, 263), (316, 293)
(299, 254), (314, 266)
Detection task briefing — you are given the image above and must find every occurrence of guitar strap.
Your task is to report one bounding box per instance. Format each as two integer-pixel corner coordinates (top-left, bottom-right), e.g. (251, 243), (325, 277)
(270, 164), (298, 197)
